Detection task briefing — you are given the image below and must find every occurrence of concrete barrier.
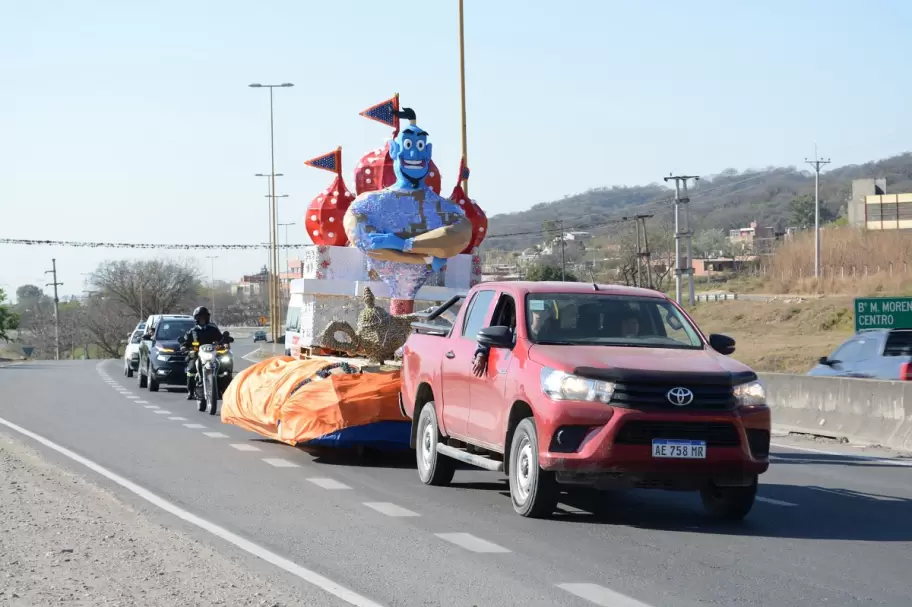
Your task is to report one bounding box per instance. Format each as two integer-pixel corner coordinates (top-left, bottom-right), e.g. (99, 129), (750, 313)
(759, 372), (912, 451)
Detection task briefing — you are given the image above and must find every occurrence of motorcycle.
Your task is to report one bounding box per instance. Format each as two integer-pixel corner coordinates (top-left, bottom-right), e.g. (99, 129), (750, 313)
(187, 332), (234, 415)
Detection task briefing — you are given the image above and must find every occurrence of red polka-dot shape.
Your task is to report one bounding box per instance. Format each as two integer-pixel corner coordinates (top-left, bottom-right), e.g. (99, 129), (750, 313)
(305, 174), (354, 246)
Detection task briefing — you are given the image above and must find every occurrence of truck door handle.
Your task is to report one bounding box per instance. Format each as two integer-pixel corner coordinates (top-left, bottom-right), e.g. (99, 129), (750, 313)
(445, 351), (455, 359)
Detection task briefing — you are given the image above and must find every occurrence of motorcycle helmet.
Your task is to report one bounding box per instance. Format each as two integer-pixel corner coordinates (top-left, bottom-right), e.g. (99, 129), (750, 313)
(193, 306), (210, 324)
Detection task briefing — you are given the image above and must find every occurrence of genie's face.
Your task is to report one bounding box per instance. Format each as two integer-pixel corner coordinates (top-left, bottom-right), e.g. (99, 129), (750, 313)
(389, 126), (432, 185)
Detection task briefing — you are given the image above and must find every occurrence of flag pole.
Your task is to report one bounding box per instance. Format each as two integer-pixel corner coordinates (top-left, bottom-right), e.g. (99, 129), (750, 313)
(457, 0), (469, 198)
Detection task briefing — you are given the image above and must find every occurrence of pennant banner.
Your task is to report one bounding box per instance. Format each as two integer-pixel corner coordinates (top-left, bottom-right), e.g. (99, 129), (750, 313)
(359, 94), (400, 131)
(304, 147), (342, 174)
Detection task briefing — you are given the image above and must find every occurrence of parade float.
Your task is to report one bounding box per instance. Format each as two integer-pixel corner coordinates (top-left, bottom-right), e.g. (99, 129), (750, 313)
(221, 95), (488, 450)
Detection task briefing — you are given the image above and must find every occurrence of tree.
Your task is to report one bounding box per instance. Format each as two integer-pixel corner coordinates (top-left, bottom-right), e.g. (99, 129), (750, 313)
(692, 228), (734, 258)
(525, 263), (578, 282)
(16, 284), (42, 303)
(0, 288), (19, 341)
(79, 294), (136, 358)
(90, 258), (202, 318)
(790, 194), (835, 229)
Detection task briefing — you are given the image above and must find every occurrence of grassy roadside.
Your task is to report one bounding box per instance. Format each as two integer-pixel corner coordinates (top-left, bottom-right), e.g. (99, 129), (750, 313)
(687, 297), (854, 373)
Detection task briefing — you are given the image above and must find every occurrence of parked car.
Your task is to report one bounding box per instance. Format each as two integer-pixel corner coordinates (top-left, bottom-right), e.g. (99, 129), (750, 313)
(253, 330), (267, 343)
(138, 315), (195, 392)
(808, 328), (912, 380)
(400, 281), (770, 520)
(122, 329), (144, 378)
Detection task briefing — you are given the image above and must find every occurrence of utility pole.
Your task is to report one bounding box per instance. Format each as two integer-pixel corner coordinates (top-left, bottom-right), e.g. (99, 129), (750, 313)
(278, 221), (295, 313)
(255, 173), (283, 341)
(206, 256), (218, 320)
(805, 148), (831, 279)
(633, 217), (642, 287)
(664, 175), (700, 305)
(558, 219), (566, 281)
(45, 258), (63, 361)
(636, 214), (654, 289)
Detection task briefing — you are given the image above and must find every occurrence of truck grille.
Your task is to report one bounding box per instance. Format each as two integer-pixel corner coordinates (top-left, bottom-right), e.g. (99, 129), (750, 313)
(614, 421), (741, 447)
(610, 381), (736, 411)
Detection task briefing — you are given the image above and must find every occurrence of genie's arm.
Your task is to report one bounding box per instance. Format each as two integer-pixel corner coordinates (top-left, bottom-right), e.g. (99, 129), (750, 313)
(343, 208), (428, 265)
(403, 216), (473, 258)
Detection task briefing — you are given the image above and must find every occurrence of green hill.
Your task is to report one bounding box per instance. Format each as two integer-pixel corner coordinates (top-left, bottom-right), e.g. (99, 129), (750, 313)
(484, 152), (912, 251)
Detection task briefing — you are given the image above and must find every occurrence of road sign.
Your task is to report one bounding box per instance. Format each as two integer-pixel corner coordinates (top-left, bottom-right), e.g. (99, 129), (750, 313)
(854, 297), (912, 332)
(21, 346), (34, 358)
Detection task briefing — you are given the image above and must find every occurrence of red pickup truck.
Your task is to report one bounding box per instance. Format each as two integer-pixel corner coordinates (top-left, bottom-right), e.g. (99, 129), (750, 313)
(400, 281), (770, 520)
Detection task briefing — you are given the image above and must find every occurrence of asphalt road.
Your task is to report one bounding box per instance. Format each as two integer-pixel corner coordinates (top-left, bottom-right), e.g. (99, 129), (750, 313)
(2, 353), (912, 606)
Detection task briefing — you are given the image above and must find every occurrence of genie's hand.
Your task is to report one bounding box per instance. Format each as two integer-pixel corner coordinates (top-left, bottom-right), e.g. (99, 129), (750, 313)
(430, 257), (447, 272)
(366, 233), (407, 251)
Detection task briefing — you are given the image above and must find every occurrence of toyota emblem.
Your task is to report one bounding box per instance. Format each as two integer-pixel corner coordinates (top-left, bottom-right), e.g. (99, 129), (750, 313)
(667, 387), (694, 406)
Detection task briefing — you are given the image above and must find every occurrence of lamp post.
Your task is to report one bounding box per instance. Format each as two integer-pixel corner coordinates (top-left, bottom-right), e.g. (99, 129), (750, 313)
(249, 82), (293, 344)
(205, 256), (218, 320)
(278, 221), (295, 311)
(254, 172), (282, 335)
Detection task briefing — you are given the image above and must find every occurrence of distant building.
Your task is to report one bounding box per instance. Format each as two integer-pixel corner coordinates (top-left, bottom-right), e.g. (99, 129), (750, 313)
(691, 257), (757, 277)
(728, 221), (776, 254)
(848, 178), (912, 230)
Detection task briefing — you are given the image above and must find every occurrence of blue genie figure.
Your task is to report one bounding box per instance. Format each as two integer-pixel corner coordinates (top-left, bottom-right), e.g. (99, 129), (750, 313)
(343, 108), (473, 314)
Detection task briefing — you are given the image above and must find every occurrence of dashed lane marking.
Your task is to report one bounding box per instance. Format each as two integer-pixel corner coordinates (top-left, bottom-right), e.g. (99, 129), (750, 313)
(153, 410), (172, 415)
(203, 432), (229, 438)
(771, 442), (912, 467)
(230, 444), (261, 452)
(183, 424), (206, 429)
(168, 417), (188, 421)
(263, 458), (300, 468)
(135, 400), (149, 404)
(756, 496), (798, 507)
(307, 478), (352, 490)
(0, 415), (384, 607)
(144, 405), (159, 409)
(363, 502), (420, 517)
(434, 533), (511, 554)
(556, 583), (653, 606)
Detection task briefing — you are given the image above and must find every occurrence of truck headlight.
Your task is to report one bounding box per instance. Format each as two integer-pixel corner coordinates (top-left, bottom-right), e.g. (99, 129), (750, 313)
(219, 355), (232, 364)
(734, 380), (766, 407)
(156, 355), (170, 362)
(540, 367), (615, 403)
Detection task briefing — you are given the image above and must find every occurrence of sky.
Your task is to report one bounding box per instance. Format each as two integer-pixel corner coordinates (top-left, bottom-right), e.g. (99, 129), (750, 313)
(2, 0), (911, 300)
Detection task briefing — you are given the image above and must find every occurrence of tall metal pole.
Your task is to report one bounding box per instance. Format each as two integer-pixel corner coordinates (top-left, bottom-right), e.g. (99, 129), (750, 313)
(634, 219), (642, 287)
(255, 173), (282, 336)
(45, 258), (62, 361)
(805, 150), (831, 279)
(558, 219), (566, 281)
(457, 0), (469, 197)
(206, 256), (218, 320)
(664, 175), (700, 305)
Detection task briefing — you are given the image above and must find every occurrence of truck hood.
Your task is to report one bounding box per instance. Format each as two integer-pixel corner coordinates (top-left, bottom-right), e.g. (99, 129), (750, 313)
(528, 344), (754, 377)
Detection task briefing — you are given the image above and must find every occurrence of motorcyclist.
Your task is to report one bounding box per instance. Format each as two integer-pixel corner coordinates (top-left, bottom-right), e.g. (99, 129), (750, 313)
(181, 306), (224, 401)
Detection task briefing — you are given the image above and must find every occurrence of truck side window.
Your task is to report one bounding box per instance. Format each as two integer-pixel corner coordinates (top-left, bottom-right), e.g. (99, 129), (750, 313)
(462, 290), (496, 339)
(490, 294), (516, 330)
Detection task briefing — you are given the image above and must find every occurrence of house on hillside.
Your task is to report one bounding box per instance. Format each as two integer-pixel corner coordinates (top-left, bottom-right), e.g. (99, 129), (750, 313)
(848, 178), (912, 230)
(729, 221), (777, 254)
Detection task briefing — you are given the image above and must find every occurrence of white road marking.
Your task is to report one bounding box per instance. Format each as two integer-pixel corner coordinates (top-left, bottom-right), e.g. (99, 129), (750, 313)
(557, 583), (653, 606)
(135, 400), (149, 404)
(771, 442), (912, 467)
(434, 533), (510, 553)
(153, 410), (172, 415)
(183, 423), (207, 429)
(307, 478), (352, 490)
(756, 496), (797, 507)
(363, 502), (420, 517)
(263, 458), (300, 468)
(125, 396), (140, 400)
(230, 444), (261, 452)
(144, 405), (159, 409)
(810, 485), (904, 502)
(0, 415), (383, 607)
(203, 432), (229, 438)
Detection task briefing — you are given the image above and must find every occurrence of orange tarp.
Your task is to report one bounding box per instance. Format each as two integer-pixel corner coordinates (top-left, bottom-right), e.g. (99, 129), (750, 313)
(220, 356), (407, 446)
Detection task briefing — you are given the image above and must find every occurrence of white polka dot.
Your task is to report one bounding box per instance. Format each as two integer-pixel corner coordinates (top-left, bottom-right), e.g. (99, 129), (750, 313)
(328, 216), (335, 222)
(357, 164), (364, 169)
(458, 199), (465, 205)
(366, 178), (372, 184)
(365, 168), (371, 175)
(429, 171), (436, 177)
(310, 214), (317, 221)
(347, 192), (354, 198)
(328, 232), (335, 238)
(317, 196), (323, 202)
(333, 190), (339, 196)
(312, 230), (319, 236)
(479, 227), (485, 232)
(331, 198), (338, 205)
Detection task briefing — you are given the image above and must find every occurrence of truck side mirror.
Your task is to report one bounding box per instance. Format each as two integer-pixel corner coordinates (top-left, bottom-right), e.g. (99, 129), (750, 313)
(477, 326), (515, 350)
(708, 333), (736, 355)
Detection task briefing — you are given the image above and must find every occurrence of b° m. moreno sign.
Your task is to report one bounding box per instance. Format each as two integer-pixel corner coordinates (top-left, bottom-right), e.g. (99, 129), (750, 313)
(854, 297), (912, 332)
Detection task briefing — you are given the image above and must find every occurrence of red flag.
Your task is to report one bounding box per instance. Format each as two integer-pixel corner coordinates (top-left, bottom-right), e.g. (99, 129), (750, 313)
(304, 147), (342, 175)
(359, 94), (400, 132)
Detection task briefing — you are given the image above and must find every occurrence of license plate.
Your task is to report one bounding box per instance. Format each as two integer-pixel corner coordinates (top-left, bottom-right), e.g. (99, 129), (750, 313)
(651, 439), (706, 459)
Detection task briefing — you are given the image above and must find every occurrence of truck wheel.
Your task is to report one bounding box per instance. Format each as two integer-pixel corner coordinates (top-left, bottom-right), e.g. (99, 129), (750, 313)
(700, 477), (757, 521)
(415, 403), (455, 486)
(509, 418), (558, 518)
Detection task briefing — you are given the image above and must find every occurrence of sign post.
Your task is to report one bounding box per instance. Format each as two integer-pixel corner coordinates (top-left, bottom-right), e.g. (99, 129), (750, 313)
(854, 297), (912, 332)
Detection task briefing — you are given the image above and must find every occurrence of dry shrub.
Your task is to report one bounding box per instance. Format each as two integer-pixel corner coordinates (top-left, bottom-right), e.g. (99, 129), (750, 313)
(765, 227), (912, 295)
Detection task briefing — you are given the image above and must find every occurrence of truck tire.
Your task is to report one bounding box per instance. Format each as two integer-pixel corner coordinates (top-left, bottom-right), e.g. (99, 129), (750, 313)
(509, 418), (558, 518)
(415, 403), (455, 486)
(700, 476), (757, 521)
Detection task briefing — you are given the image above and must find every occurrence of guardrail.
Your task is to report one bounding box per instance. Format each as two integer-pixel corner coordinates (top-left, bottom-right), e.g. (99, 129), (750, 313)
(760, 373), (912, 451)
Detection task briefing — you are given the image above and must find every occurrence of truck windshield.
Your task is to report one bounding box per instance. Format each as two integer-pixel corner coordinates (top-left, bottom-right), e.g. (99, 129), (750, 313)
(524, 293), (703, 349)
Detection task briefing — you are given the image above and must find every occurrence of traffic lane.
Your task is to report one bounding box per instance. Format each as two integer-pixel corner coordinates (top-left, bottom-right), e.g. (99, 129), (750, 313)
(285, 444), (912, 606)
(1, 362), (622, 607)
(110, 357), (912, 606)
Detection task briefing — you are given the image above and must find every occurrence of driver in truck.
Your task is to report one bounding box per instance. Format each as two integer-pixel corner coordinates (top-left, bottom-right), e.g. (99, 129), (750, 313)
(180, 306), (224, 400)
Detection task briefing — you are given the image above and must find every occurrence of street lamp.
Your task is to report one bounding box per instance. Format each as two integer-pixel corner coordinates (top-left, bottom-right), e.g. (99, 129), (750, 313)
(249, 81), (294, 344)
(205, 256), (218, 320)
(255, 172), (283, 333)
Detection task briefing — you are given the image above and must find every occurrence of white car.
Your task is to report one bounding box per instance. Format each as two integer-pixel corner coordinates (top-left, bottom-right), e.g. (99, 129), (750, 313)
(123, 329), (144, 377)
